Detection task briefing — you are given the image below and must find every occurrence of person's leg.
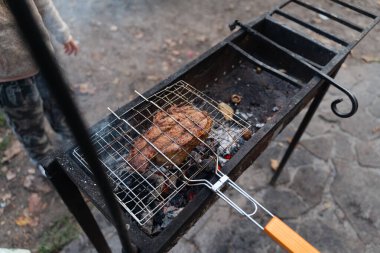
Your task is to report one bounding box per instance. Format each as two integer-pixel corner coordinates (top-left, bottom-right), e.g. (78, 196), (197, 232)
(35, 73), (73, 142)
(0, 76), (53, 164)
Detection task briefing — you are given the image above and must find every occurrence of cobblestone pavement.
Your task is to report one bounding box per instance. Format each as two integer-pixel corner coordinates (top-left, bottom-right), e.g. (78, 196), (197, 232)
(59, 1), (380, 253)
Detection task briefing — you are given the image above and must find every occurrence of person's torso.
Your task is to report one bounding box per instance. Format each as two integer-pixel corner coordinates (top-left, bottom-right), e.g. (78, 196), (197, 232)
(0, 0), (51, 82)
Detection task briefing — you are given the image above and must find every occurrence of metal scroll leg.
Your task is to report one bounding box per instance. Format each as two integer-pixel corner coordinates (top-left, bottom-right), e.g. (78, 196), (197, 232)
(44, 160), (112, 253)
(270, 83), (330, 185)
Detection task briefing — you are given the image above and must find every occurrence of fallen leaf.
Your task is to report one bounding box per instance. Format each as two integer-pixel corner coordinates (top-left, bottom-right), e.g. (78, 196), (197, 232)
(361, 55), (380, 63)
(164, 38), (177, 48)
(109, 25), (118, 32)
(2, 141), (22, 163)
(112, 78), (120, 85)
(372, 126), (380, 134)
(1, 166), (8, 173)
(0, 192), (12, 201)
(161, 61), (170, 72)
(6, 170), (16, 181)
(15, 215), (39, 227)
(270, 159), (279, 171)
(147, 75), (160, 81)
(196, 35), (207, 43)
(312, 17), (322, 24)
(23, 175), (35, 189)
(134, 32), (144, 39)
(28, 193), (46, 214)
(172, 50), (180, 56)
(27, 168), (36, 174)
(34, 178), (52, 193)
(74, 83), (96, 95)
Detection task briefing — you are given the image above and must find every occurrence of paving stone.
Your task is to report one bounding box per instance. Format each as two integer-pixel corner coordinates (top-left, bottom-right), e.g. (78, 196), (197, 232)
(351, 78), (379, 108)
(262, 188), (309, 219)
(239, 164), (290, 189)
(332, 131), (356, 161)
(288, 146), (314, 168)
(365, 243), (380, 253)
(236, 166), (271, 190)
(339, 108), (378, 141)
(253, 143), (284, 169)
(317, 111), (341, 124)
(355, 140), (380, 168)
(306, 115), (332, 136)
(334, 66), (362, 91)
(290, 165), (330, 206)
(207, 218), (284, 253)
(298, 219), (363, 253)
(183, 199), (231, 240)
(367, 97), (380, 118)
(331, 159), (380, 243)
(191, 204), (237, 253)
(300, 136), (334, 161)
(171, 239), (198, 253)
(273, 123), (298, 143)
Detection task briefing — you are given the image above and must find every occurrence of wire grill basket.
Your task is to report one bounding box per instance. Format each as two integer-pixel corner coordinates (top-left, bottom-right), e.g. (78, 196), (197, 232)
(73, 80), (322, 252)
(73, 80), (252, 225)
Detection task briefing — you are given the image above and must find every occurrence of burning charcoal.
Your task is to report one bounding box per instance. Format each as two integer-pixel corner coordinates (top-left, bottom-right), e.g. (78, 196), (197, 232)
(187, 190), (196, 201)
(218, 156), (228, 166)
(256, 66), (262, 74)
(231, 94), (242, 104)
(152, 209), (165, 227)
(141, 223), (153, 235)
(169, 192), (187, 207)
(117, 173), (159, 213)
(190, 150), (202, 163)
(200, 157), (216, 172)
(161, 207), (184, 229)
(255, 123), (265, 128)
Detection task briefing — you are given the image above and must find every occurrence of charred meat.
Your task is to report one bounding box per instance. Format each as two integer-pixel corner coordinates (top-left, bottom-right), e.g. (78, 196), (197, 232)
(127, 105), (213, 173)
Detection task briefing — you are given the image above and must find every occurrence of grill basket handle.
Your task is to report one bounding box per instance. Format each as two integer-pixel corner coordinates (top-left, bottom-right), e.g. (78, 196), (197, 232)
(264, 216), (320, 253)
(210, 171), (320, 253)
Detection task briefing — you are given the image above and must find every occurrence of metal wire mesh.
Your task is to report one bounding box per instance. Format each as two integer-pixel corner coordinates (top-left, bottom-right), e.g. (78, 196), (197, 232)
(73, 80), (251, 225)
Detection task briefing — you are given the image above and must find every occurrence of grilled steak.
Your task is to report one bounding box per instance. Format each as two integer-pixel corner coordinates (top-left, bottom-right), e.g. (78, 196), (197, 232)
(127, 105), (213, 173)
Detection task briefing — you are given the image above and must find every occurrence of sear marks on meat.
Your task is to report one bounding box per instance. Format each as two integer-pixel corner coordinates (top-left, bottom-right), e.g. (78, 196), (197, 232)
(127, 105), (213, 173)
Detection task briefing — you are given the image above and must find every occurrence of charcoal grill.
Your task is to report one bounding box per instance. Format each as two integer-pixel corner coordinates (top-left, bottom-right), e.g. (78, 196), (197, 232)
(8, 0), (380, 252)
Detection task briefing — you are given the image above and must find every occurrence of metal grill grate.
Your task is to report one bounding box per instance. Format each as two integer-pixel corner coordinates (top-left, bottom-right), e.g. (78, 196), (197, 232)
(73, 81), (251, 225)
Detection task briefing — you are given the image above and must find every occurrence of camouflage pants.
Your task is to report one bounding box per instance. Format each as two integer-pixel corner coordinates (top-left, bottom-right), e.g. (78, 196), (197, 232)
(0, 73), (72, 164)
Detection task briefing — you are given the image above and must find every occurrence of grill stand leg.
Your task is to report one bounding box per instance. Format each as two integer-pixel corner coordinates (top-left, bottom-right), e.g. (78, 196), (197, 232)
(270, 82), (331, 185)
(44, 160), (112, 253)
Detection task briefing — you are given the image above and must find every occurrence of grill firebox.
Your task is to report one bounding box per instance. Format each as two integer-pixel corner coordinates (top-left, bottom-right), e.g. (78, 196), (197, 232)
(36, 1), (379, 252)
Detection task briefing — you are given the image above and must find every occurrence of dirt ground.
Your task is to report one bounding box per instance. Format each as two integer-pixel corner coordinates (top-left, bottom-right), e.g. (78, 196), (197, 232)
(1, 0), (379, 252)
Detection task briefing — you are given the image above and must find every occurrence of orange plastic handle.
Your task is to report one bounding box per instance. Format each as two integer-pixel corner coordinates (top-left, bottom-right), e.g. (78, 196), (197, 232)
(264, 216), (320, 253)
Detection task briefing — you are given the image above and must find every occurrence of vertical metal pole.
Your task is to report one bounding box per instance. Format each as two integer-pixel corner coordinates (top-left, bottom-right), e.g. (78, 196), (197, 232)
(270, 66), (343, 185)
(270, 82), (330, 185)
(6, 1), (137, 252)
